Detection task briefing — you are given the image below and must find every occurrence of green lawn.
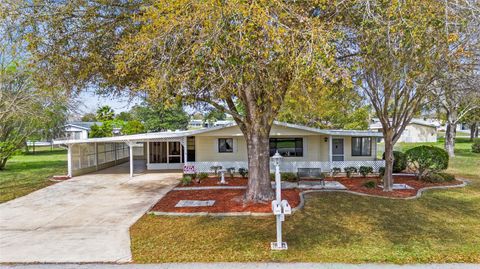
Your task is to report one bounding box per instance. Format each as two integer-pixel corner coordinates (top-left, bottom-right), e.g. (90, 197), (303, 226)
(0, 147), (67, 203)
(131, 138), (480, 263)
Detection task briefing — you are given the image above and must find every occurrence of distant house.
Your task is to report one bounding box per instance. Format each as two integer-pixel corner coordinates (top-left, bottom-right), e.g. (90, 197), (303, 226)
(188, 119), (235, 129)
(63, 122), (121, 140)
(369, 118), (439, 143)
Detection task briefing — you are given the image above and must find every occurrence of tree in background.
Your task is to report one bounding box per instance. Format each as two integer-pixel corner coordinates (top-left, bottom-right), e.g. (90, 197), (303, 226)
(96, 105), (115, 121)
(121, 120), (145, 135)
(204, 109), (227, 126)
(116, 111), (133, 122)
(336, 0), (448, 191)
(431, 0), (480, 156)
(89, 122), (113, 138)
(278, 86), (369, 130)
(0, 8), (69, 169)
(131, 102), (189, 132)
(462, 107), (480, 140)
(81, 113), (97, 122)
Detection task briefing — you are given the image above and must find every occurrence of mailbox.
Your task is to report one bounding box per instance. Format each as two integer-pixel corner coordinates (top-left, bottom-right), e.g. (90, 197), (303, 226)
(281, 200), (292, 215)
(272, 201), (282, 215)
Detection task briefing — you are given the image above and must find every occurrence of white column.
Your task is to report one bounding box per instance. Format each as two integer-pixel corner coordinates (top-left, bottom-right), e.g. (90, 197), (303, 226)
(67, 144), (73, 178)
(146, 141), (150, 166)
(129, 142), (134, 178)
(328, 135), (333, 172)
(183, 137), (188, 164)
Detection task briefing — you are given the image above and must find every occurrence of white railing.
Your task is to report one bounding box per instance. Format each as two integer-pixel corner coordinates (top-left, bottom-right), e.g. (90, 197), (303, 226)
(185, 160), (385, 173)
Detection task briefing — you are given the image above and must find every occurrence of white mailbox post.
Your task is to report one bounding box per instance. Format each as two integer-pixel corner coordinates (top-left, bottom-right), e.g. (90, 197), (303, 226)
(271, 151), (291, 250)
(219, 169), (227, 184)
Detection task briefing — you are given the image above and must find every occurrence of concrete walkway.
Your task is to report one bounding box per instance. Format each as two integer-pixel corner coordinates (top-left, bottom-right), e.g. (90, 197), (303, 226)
(0, 263), (478, 269)
(0, 161), (180, 263)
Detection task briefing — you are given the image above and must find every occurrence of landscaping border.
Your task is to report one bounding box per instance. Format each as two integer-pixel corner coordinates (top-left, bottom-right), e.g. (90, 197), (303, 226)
(148, 179), (468, 217)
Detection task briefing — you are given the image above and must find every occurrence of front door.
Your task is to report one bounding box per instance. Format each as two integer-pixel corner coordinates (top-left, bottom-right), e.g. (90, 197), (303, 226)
(332, 138), (344, 161)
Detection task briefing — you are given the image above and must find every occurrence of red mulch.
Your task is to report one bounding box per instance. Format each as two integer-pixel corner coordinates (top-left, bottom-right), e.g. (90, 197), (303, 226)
(334, 176), (463, 198)
(183, 177), (248, 187)
(151, 175), (463, 214)
(151, 189), (302, 213)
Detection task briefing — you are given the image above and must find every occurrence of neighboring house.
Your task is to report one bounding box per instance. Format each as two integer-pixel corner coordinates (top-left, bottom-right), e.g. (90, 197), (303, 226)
(63, 122), (121, 140)
(188, 119), (235, 129)
(369, 118), (439, 143)
(54, 121), (384, 177)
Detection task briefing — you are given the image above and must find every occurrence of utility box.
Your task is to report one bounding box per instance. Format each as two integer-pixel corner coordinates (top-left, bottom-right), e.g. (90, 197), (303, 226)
(281, 200), (292, 215)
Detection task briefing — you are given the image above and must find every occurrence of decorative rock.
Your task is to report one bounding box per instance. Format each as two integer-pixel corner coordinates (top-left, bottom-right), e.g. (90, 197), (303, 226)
(175, 200), (216, 207)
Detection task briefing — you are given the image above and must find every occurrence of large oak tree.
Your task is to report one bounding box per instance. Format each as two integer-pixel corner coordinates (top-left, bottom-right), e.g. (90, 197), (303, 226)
(15, 0), (344, 202)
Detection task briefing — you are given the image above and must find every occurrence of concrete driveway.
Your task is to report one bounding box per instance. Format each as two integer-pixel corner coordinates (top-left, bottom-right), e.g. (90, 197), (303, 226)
(0, 161), (180, 263)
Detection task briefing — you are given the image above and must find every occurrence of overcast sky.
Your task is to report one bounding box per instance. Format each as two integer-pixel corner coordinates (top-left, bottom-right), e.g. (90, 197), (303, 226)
(75, 90), (141, 116)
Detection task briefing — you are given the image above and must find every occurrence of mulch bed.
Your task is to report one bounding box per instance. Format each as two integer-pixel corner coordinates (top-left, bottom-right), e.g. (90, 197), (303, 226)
(333, 176), (464, 198)
(151, 189), (302, 213)
(152, 175), (464, 214)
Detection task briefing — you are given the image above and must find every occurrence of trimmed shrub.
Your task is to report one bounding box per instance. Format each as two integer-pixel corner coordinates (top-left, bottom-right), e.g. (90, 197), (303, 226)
(406, 146), (449, 179)
(180, 175), (192, 186)
(281, 172), (298, 182)
(226, 167), (235, 178)
(238, 168), (248, 178)
(210, 166), (222, 175)
(344, 167), (358, 178)
(437, 172), (455, 182)
(197, 172), (209, 180)
(472, 139), (480, 153)
(331, 167), (341, 176)
(359, 166), (373, 177)
(382, 151), (407, 173)
(270, 172), (299, 182)
(363, 180), (376, 188)
(378, 167), (385, 177)
(423, 172), (445, 183)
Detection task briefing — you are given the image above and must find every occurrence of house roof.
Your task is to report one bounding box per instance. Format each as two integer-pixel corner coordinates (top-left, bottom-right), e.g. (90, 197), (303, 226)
(54, 121), (383, 145)
(65, 122), (103, 130)
(369, 118), (439, 129)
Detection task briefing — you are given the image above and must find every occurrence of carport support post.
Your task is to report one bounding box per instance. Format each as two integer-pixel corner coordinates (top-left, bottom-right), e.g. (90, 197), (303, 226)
(128, 142), (134, 178)
(67, 144), (73, 178)
(328, 135), (333, 173)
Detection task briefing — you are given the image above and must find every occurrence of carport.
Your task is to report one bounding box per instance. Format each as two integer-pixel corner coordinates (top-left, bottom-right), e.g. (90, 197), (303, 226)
(54, 131), (192, 178)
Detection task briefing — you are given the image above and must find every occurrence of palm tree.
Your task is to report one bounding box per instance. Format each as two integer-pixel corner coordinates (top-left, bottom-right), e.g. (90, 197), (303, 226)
(96, 106), (114, 121)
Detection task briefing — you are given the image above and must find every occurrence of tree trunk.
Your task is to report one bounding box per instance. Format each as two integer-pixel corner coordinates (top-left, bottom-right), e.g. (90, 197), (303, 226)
(383, 131), (394, 192)
(470, 122), (478, 141)
(444, 122), (456, 157)
(0, 158), (7, 170)
(244, 126), (274, 202)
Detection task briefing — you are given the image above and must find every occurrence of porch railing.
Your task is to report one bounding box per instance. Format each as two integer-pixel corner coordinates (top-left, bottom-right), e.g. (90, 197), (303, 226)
(184, 160), (385, 173)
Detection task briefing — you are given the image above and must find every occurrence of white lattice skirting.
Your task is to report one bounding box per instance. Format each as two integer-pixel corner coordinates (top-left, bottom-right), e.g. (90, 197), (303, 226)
(185, 160), (385, 173)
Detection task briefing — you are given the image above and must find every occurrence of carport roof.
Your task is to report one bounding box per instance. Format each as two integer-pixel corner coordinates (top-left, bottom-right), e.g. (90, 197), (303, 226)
(54, 121), (383, 145)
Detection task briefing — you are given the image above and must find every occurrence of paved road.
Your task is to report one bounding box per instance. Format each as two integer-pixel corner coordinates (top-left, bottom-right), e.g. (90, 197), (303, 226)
(0, 263), (478, 269)
(0, 161), (180, 263)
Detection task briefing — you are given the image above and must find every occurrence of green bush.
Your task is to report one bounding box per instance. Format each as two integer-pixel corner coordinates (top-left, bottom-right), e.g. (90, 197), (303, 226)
(423, 172), (446, 183)
(179, 175), (192, 186)
(226, 167), (235, 178)
(270, 172), (298, 182)
(197, 172), (209, 180)
(437, 172), (455, 182)
(472, 139), (480, 153)
(359, 166), (373, 177)
(238, 168), (248, 178)
(363, 181), (376, 188)
(210, 166), (222, 175)
(406, 146), (449, 179)
(379, 167), (385, 177)
(382, 151), (407, 173)
(331, 167), (341, 176)
(344, 167), (358, 178)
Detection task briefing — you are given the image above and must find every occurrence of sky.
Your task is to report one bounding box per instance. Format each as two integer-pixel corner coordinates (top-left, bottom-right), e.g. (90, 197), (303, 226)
(74, 90), (141, 116)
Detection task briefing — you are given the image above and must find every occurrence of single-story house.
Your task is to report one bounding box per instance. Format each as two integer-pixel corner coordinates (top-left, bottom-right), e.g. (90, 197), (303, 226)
(369, 118), (439, 143)
(62, 122), (121, 140)
(54, 121), (385, 178)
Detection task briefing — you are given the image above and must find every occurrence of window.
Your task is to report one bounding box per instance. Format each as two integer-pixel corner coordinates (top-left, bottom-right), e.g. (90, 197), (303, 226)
(269, 138), (303, 157)
(351, 137), (372, 156)
(218, 138), (234, 153)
